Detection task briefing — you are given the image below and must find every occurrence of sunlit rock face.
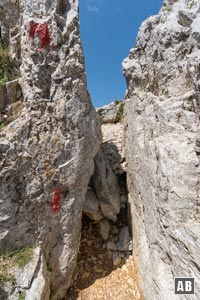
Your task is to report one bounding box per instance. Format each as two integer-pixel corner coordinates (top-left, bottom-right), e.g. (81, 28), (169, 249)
(123, 0), (200, 299)
(0, 1), (101, 299)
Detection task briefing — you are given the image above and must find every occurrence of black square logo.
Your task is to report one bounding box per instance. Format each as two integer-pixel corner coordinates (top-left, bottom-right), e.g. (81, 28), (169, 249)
(175, 278), (194, 294)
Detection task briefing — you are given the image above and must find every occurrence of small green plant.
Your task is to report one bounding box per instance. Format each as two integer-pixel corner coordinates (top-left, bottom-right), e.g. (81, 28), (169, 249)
(0, 123), (5, 130)
(163, 6), (172, 12)
(18, 290), (25, 300)
(3, 247), (33, 268)
(99, 114), (103, 124)
(163, 0), (178, 12)
(114, 99), (122, 105)
(139, 83), (147, 92)
(188, 0), (196, 9)
(0, 264), (15, 284)
(47, 263), (53, 273)
(115, 102), (125, 122)
(0, 77), (8, 85)
(0, 247), (33, 284)
(163, 89), (169, 97)
(0, 43), (19, 86)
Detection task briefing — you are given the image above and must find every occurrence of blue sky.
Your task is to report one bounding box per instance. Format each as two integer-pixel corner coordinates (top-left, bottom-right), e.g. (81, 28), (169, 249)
(79, 0), (163, 107)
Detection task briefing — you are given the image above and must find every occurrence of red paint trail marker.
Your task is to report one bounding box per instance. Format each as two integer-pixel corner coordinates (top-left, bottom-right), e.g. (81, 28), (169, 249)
(29, 21), (51, 49)
(49, 188), (62, 214)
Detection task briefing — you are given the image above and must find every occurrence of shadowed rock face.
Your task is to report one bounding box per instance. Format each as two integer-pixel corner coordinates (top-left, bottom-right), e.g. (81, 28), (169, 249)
(0, 1), (101, 299)
(123, 1), (200, 299)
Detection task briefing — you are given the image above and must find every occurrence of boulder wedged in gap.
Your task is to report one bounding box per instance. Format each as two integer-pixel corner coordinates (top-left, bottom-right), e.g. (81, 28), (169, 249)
(91, 149), (121, 222)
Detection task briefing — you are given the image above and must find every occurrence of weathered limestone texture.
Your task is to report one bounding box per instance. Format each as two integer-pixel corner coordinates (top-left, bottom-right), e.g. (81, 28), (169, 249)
(123, 0), (200, 299)
(0, 1), (101, 299)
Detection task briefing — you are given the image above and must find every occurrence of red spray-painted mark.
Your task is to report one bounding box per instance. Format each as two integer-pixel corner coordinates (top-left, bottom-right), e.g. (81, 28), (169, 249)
(29, 21), (51, 49)
(49, 188), (62, 213)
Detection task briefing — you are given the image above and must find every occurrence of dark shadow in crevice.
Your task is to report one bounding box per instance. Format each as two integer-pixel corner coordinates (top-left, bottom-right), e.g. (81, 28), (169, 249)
(66, 136), (132, 299)
(66, 192), (132, 300)
(0, 286), (9, 300)
(101, 140), (125, 176)
(101, 140), (131, 234)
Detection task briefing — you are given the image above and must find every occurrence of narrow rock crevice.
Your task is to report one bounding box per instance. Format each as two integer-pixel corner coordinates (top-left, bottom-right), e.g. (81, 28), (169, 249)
(66, 102), (142, 300)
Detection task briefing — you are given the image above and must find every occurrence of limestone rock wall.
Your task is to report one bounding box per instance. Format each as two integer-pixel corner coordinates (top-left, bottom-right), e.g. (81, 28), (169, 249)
(123, 1), (200, 299)
(0, 1), (101, 299)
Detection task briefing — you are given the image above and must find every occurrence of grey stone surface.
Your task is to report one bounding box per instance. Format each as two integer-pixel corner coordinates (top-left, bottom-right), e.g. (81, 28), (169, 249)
(0, 1), (101, 300)
(116, 226), (132, 252)
(98, 218), (110, 241)
(92, 149), (120, 222)
(112, 253), (122, 267)
(83, 188), (103, 222)
(14, 247), (42, 289)
(106, 241), (117, 252)
(24, 253), (50, 300)
(123, 0), (200, 299)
